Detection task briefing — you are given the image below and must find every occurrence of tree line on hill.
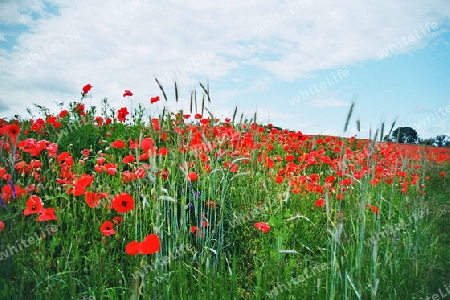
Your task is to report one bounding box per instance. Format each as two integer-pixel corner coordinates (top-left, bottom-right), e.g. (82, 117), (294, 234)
(384, 127), (450, 147)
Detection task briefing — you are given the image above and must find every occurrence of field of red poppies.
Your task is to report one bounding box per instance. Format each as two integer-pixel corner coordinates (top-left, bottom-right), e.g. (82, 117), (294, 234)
(1, 83), (449, 299)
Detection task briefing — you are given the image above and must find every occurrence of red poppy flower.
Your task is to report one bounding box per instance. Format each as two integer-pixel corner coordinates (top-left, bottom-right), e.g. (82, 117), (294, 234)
(82, 84), (93, 94)
(314, 198), (325, 208)
(285, 154), (295, 161)
(85, 191), (101, 208)
(440, 172), (446, 177)
(150, 96), (160, 104)
(94, 165), (103, 173)
(205, 200), (216, 209)
(112, 193), (135, 213)
(123, 90), (133, 97)
(188, 172), (198, 181)
(254, 222), (270, 233)
(104, 163), (118, 176)
(203, 164), (211, 173)
(140, 138), (155, 155)
(123, 154), (136, 163)
(76, 174), (94, 187)
(0, 168), (6, 178)
(127, 138), (138, 149)
(371, 205), (379, 214)
(366, 203), (379, 214)
(69, 174), (94, 196)
(36, 208), (57, 221)
(138, 234), (160, 254)
(121, 171), (134, 183)
(134, 167), (146, 179)
(46, 116), (62, 129)
(325, 175), (336, 184)
(151, 118), (159, 131)
(157, 147), (168, 156)
(74, 103), (85, 116)
(98, 192), (110, 199)
(0, 124), (20, 144)
(111, 140), (126, 148)
(59, 110), (69, 118)
(57, 151), (73, 165)
(125, 241), (140, 255)
(117, 107), (129, 122)
(339, 178), (352, 185)
(100, 221), (115, 236)
(24, 195), (45, 215)
(190, 225), (199, 233)
(194, 113), (202, 119)
(94, 116), (103, 125)
(275, 175), (283, 184)
(113, 216), (123, 226)
(0, 221), (4, 233)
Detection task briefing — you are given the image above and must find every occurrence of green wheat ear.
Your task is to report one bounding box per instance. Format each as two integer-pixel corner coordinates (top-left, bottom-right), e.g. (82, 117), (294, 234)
(175, 82), (178, 103)
(343, 101), (355, 133)
(199, 81), (211, 103)
(155, 78), (168, 101)
(386, 120), (397, 141)
(190, 90), (193, 114)
(201, 94), (205, 116)
(232, 106), (238, 123)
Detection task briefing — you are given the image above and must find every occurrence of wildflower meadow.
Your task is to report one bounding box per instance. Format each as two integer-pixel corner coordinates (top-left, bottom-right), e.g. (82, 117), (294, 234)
(0, 81), (449, 299)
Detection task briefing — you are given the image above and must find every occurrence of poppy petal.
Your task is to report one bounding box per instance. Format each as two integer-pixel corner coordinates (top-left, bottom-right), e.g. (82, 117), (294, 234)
(139, 234), (160, 254)
(125, 241), (140, 255)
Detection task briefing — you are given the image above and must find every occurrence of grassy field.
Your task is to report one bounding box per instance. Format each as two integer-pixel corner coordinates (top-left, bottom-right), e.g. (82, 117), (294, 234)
(0, 83), (449, 299)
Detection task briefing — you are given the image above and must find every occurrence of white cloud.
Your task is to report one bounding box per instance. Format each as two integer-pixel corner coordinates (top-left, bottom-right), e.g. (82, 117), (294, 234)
(0, 0), (50, 26)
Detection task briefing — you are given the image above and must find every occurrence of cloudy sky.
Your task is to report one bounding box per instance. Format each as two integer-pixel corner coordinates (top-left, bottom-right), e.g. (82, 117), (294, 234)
(1, 0), (449, 139)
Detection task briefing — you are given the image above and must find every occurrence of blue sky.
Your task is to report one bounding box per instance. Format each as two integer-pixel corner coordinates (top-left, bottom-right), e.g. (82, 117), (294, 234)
(1, 0), (449, 139)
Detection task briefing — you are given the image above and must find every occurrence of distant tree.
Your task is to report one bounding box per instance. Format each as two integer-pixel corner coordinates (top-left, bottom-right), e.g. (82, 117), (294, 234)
(420, 138), (435, 146)
(434, 135), (450, 147)
(390, 127), (419, 144)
